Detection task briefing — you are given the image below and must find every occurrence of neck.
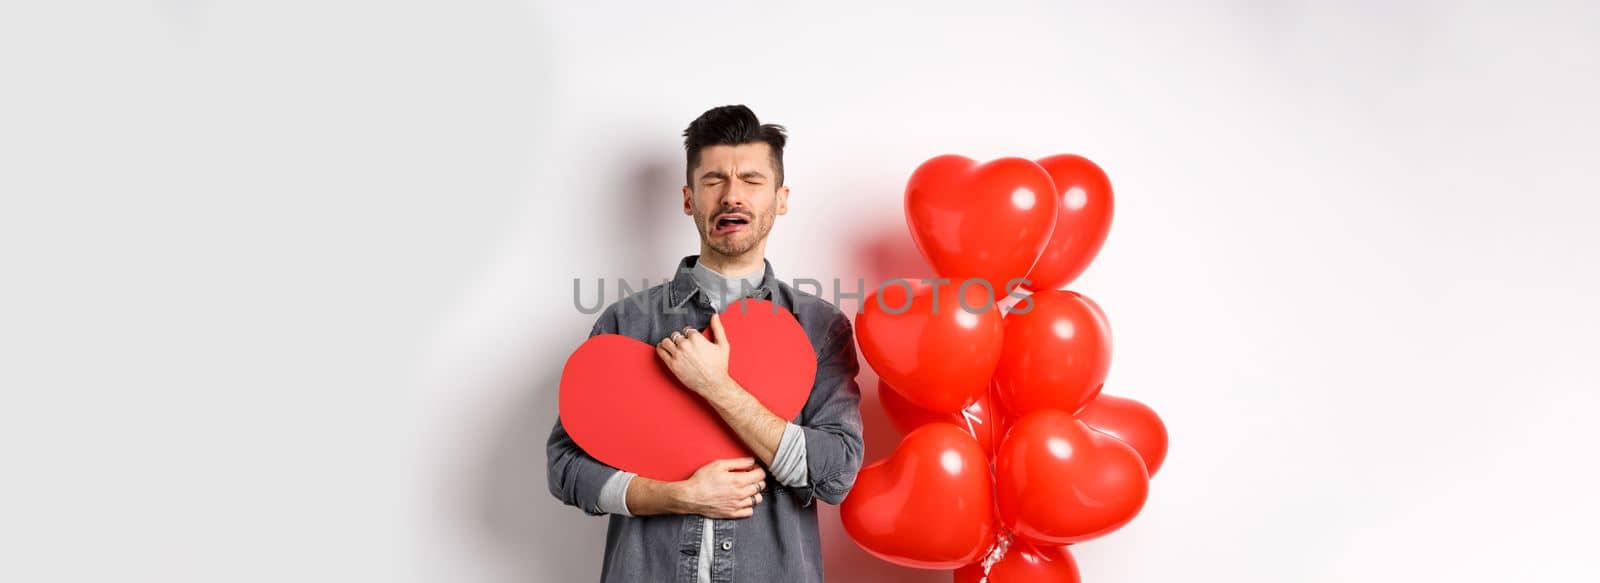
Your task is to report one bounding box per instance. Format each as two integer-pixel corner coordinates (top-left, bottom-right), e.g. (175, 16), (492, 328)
(696, 243), (766, 277)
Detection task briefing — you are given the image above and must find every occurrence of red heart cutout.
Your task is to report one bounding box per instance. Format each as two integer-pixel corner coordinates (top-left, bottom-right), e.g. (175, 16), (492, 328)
(905, 155), (1058, 291)
(558, 299), (817, 482)
(840, 423), (998, 570)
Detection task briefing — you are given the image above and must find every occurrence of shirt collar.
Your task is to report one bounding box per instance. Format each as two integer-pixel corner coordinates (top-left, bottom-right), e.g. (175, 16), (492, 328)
(668, 254), (779, 309)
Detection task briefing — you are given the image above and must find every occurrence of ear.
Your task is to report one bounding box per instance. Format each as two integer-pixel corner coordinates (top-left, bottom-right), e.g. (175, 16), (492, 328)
(682, 185), (693, 215)
(775, 185), (790, 216)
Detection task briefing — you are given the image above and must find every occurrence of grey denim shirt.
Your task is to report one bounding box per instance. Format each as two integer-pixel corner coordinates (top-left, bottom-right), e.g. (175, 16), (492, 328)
(547, 255), (867, 583)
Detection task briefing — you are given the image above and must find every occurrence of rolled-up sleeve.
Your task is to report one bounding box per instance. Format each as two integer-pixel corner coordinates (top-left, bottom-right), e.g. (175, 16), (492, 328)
(789, 313), (866, 506)
(767, 422), (810, 487)
(545, 312), (627, 516)
(546, 416), (625, 516)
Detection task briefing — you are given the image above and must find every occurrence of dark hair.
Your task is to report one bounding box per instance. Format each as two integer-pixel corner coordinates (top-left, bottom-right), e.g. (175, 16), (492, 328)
(682, 105), (787, 187)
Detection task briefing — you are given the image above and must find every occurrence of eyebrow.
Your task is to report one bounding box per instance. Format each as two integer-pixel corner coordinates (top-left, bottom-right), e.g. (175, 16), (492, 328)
(698, 170), (769, 181)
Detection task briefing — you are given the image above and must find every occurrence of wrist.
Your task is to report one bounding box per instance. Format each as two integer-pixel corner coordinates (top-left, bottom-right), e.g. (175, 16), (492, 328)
(695, 374), (736, 399)
(664, 480), (692, 515)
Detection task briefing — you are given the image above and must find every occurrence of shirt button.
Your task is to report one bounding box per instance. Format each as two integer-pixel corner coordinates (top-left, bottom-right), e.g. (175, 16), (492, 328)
(721, 540), (732, 551)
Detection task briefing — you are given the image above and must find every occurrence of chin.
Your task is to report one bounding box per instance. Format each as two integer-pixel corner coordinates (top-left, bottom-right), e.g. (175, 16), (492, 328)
(709, 238), (754, 257)
(710, 244), (748, 257)
(704, 223), (769, 257)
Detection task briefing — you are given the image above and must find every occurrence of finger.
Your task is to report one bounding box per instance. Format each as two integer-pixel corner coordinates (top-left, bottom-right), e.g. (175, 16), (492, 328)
(738, 467), (768, 484)
(728, 465), (764, 481)
(718, 457), (757, 470)
(754, 492), (763, 505)
(709, 313), (727, 346)
(735, 507), (753, 518)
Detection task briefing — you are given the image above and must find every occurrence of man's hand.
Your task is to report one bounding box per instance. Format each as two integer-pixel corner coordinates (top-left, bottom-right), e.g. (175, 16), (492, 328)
(674, 457), (767, 519)
(657, 313), (733, 397)
(656, 313), (787, 470)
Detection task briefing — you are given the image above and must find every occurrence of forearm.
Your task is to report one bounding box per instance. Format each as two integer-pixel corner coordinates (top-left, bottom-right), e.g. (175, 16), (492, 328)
(701, 378), (788, 466)
(622, 475), (687, 516)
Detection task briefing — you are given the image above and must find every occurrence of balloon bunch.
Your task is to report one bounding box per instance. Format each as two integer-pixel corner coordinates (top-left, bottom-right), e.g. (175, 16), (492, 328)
(841, 155), (1169, 582)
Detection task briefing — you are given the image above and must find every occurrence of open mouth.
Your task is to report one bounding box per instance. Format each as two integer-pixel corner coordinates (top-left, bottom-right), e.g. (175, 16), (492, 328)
(713, 213), (750, 235)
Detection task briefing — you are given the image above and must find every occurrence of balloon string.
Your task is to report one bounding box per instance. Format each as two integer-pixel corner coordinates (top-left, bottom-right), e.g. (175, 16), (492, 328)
(960, 405), (983, 443)
(978, 530), (1011, 583)
(978, 436), (1007, 582)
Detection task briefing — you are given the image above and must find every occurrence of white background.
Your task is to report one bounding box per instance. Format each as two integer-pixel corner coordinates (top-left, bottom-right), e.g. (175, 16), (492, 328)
(3, 1), (1598, 581)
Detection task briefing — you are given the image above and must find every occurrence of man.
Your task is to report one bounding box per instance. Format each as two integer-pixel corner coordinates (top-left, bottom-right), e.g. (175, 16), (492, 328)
(547, 105), (866, 582)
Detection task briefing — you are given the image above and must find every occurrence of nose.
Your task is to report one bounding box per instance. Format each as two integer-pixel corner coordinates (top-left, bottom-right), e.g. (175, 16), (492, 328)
(717, 183), (749, 209)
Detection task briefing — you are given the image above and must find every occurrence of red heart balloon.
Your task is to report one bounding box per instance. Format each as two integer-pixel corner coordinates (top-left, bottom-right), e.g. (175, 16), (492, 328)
(1024, 154), (1114, 291)
(840, 423), (998, 570)
(857, 280), (1004, 413)
(996, 410), (1149, 545)
(878, 378), (1008, 457)
(1078, 391), (1169, 478)
(905, 155), (1058, 292)
(954, 543), (1081, 583)
(993, 290), (1111, 417)
(558, 299), (816, 482)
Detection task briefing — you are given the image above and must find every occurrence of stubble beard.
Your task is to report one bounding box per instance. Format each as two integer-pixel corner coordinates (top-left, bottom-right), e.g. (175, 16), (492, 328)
(697, 206), (775, 259)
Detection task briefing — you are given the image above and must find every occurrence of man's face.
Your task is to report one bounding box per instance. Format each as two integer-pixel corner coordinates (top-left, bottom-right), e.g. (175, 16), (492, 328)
(683, 143), (789, 259)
